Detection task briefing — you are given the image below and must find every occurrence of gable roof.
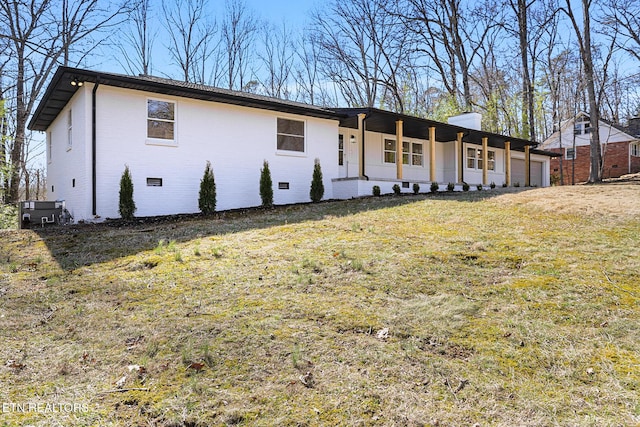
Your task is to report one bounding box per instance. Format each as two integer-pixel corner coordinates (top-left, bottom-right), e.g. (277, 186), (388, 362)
(28, 66), (341, 131)
(541, 112), (638, 150)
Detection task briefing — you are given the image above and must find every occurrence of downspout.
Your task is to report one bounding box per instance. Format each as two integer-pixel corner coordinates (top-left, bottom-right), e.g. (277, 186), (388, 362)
(92, 78), (100, 216)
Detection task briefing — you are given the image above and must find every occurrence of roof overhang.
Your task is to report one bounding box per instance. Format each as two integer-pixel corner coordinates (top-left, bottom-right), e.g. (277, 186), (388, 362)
(29, 67), (342, 131)
(335, 107), (544, 154)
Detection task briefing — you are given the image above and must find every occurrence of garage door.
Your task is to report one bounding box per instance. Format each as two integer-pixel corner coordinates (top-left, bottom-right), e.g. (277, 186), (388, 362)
(511, 158), (543, 187)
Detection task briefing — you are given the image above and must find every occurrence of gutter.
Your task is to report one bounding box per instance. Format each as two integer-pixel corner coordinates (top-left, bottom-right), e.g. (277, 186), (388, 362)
(92, 78), (100, 216)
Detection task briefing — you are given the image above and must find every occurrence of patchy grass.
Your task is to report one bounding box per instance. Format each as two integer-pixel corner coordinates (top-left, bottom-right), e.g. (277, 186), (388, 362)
(0, 185), (639, 426)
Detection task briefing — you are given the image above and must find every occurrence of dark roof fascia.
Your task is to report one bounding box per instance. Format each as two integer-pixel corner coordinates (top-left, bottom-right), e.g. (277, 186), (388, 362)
(29, 67), (342, 131)
(335, 107), (543, 154)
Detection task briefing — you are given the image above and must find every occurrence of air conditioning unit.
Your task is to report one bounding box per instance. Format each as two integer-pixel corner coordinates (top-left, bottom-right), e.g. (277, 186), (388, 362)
(19, 200), (67, 229)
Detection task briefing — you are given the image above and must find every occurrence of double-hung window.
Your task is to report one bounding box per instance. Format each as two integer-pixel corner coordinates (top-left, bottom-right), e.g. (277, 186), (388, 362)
(467, 147), (495, 171)
(147, 99), (175, 142)
(411, 143), (423, 166)
(384, 139), (396, 163)
(277, 118), (305, 153)
(67, 110), (72, 150)
(565, 147), (576, 160)
(574, 120), (591, 135)
(631, 143), (640, 157)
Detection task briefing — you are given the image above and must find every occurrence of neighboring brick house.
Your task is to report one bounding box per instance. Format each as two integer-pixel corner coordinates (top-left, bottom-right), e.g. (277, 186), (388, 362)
(540, 112), (640, 184)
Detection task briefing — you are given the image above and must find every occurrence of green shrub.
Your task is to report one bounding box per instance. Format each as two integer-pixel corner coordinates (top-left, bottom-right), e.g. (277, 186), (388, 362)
(198, 161), (217, 214)
(372, 185), (381, 196)
(477, 184), (483, 191)
(514, 181), (520, 188)
(310, 158), (324, 202)
(430, 182), (439, 193)
(502, 182), (508, 188)
(392, 184), (401, 195)
(260, 160), (274, 207)
(462, 182), (470, 191)
(490, 181), (496, 189)
(447, 182), (455, 192)
(412, 183), (420, 194)
(118, 165), (136, 220)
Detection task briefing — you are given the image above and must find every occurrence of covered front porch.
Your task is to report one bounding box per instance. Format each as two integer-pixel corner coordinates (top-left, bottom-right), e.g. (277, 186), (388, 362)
(332, 108), (551, 197)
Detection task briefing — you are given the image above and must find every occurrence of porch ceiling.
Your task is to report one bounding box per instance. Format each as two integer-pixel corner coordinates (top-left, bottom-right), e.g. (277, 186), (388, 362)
(335, 107), (537, 152)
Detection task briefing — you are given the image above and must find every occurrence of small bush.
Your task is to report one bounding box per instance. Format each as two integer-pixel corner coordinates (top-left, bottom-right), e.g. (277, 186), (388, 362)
(260, 160), (274, 207)
(372, 185), (381, 197)
(118, 165), (136, 220)
(447, 182), (455, 192)
(477, 184), (483, 191)
(392, 184), (401, 195)
(502, 182), (508, 188)
(490, 181), (496, 189)
(514, 181), (520, 188)
(310, 158), (324, 203)
(430, 182), (439, 193)
(462, 182), (470, 191)
(198, 161), (216, 214)
(412, 183), (420, 194)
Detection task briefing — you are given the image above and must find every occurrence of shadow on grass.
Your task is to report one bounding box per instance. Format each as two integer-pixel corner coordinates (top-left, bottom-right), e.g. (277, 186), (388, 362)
(31, 187), (532, 271)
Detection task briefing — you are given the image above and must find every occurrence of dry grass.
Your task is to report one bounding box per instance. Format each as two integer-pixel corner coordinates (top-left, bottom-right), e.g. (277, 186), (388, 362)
(0, 184), (639, 426)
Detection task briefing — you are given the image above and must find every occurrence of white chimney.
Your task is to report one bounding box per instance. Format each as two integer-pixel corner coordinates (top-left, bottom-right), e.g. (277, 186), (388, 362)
(448, 112), (482, 131)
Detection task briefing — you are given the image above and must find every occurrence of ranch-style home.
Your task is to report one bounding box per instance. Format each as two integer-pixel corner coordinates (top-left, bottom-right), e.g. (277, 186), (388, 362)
(28, 66), (554, 222)
(540, 112), (640, 184)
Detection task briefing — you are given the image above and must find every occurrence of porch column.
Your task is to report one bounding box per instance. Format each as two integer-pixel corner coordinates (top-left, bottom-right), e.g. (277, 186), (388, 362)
(457, 132), (464, 183)
(482, 137), (488, 185)
(358, 113), (366, 178)
(525, 145), (531, 187)
(505, 141), (511, 186)
(429, 127), (436, 182)
(396, 120), (403, 180)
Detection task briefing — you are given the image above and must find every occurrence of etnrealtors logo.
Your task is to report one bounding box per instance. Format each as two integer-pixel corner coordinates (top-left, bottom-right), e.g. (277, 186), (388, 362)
(1, 402), (89, 413)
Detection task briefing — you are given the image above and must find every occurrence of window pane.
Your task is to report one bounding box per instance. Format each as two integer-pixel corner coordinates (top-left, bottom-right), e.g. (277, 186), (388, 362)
(338, 134), (344, 150)
(412, 154), (423, 166)
(412, 143), (422, 155)
(467, 158), (475, 168)
(338, 151), (344, 166)
(384, 139), (396, 151)
(148, 100), (174, 120)
(277, 118), (304, 136)
(402, 153), (409, 164)
(467, 147), (476, 158)
(148, 120), (174, 139)
(277, 135), (304, 152)
(384, 152), (396, 163)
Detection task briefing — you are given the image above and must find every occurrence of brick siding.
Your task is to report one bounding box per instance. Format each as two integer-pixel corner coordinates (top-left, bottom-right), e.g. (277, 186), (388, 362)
(549, 141), (639, 184)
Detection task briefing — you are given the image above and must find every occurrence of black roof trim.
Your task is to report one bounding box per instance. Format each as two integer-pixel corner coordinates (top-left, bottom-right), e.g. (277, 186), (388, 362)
(335, 107), (542, 153)
(29, 67), (342, 131)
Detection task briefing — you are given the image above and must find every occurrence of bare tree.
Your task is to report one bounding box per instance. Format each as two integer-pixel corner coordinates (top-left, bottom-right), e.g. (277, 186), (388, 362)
(162, 0), (217, 84)
(311, 0), (411, 111)
(257, 22), (295, 99)
(561, 0), (603, 183)
(0, 0), (130, 203)
(221, 0), (258, 91)
(118, 0), (156, 75)
(602, 0), (640, 62)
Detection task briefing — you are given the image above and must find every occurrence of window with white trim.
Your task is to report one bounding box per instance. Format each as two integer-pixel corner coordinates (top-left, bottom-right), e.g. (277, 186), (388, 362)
(402, 141), (410, 164)
(412, 143), (423, 166)
(565, 147), (576, 160)
(631, 143), (640, 157)
(338, 134), (344, 165)
(47, 132), (52, 162)
(467, 147), (495, 171)
(277, 118), (305, 152)
(147, 99), (175, 141)
(574, 120), (591, 135)
(67, 109), (72, 150)
(384, 139), (396, 163)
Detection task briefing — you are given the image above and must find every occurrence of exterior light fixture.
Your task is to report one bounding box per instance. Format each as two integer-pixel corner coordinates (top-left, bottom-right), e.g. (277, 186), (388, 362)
(70, 77), (84, 87)
(350, 135), (356, 144)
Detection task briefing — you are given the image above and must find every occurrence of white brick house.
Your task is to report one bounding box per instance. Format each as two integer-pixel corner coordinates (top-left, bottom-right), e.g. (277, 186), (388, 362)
(29, 67), (553, 222)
